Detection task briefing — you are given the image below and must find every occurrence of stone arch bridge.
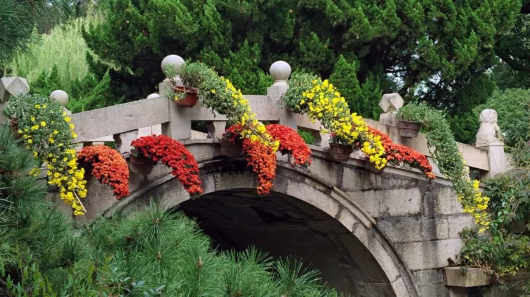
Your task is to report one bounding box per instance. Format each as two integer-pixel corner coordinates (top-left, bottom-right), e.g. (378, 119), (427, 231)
(1, 59), (509, 297)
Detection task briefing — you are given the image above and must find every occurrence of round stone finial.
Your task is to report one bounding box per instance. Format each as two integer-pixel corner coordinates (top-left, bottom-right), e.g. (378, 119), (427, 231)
(161, 55), (185, 78)
(49, 90), (69, 106)
(146, 93), (159, 99)
(270, 61), (291, 85)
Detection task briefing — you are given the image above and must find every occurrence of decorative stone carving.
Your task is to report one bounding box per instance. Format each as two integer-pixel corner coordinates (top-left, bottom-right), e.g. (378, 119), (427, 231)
(476, 109), (504, 147)
(379, 93), (404, 113)
(161, 55), (185, 79)
(270, 61), (291, 86)
(0, 77), (30, 102)
(378, 93), (404, 126)
(50, 90), (69, 106)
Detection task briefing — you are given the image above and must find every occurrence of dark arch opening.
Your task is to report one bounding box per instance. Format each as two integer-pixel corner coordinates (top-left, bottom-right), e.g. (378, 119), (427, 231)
(176, 189), (395, 296)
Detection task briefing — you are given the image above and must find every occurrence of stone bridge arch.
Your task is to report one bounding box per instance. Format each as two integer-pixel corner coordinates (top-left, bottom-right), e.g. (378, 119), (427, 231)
(92, 149), (420, 297)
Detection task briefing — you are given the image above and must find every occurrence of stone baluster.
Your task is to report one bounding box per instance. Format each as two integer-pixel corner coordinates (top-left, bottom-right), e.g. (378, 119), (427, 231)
(0, 77), (30, 125)
(206, 121), (227, 140)
(475, 109), (507, 177)
(159, 55), (191, 140)
(113, 130), (139, 154)
(268, 61), (296, 129)
(378, 93), (404, 126)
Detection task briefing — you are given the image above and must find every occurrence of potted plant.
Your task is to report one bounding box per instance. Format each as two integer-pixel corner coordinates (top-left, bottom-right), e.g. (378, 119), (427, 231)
(328, 134), (354, 162)
(130, 135), (203, 196)
(396, 102), (428, 138)
(3, 93), (88, 216)
(129, 147), (158, 175)
(77, 145), (130, 199)
(165, 62), (209, 107)
(281, 72), (320, 112)
(265, 124), (312, 167)
(220, 124), (244, 158)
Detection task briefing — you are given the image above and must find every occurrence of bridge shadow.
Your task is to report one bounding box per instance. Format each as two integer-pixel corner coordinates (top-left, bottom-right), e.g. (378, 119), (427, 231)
(175, 189), (395, 296)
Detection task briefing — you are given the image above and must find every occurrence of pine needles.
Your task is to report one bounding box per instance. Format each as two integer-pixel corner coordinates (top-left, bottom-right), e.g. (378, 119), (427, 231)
(0, 126), (343, 296)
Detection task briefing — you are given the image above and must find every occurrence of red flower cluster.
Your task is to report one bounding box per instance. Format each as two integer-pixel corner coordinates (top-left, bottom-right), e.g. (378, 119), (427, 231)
(368, 127), (436, 180)
(242, 138), (277, 195)
(77, 145), (130, 199)
(223, 124), (277, 195)
(130, 135), (203, 196)
(265, 124), (312, 167)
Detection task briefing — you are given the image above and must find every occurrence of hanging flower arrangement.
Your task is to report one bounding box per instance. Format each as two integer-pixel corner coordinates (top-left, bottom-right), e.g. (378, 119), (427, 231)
(265, 124), (312, 167)
(77, 145), (130, 199)
(282, 74), (387, 170)
(368, 127), (435, 180)
(3, 94), (87, 216)
(177, 62), (280, 195)
(130, 135), (203, 197)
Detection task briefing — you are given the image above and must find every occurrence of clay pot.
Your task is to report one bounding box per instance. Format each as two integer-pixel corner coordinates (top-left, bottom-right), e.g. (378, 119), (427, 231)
(173, 86), (198, 107)
(398, 120), (421, 138)
(328, 143), (353, 162)
(9, 119), (22, 140)
(129, 155), (156, 175)
(220, 137), (243, 158)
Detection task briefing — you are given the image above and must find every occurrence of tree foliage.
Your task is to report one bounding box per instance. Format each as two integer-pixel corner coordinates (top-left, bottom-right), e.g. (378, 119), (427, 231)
(474, 88), (530, 148)
(83, 0), (520, 120)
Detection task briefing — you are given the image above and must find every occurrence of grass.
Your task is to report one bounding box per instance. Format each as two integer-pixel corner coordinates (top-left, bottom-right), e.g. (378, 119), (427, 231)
(5, 12), (103, 88)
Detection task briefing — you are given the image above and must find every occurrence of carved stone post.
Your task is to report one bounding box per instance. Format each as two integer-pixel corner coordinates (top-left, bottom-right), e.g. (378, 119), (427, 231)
(113, 130), (139, 154)
(378, 93), (404, 126)
(50, 90), (71, 115)
(268, 61), (296, 129)
(159, 55), (191, 140)
(475, 109), (506, 177)
(0, 77), (30, 124)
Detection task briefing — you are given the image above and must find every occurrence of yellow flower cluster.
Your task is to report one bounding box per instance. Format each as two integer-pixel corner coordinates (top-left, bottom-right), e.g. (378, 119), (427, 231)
(46, 148), (87, 216)
(222, 78), (279, 151)
(19, 106), (87, 216)
(458, 161), (490, 233)
(301, 80), (387, 169)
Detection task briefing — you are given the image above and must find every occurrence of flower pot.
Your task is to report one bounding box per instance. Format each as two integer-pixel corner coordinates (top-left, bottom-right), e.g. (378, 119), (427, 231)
(173, 86), (198, 107)
(220, 137), (243, 158)
(10, 119), (22, 140)
(129, 155), (156, 175)
(328, 143), (353, 162)
(398, 120), (421, 138)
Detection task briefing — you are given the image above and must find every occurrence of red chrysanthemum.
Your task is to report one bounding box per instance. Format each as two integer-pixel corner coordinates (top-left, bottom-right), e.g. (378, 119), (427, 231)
(130, 135), (203, 196)
(265, 124), (312, 167)
(77, 145), (130, 199)
(368, 127), (435, 180)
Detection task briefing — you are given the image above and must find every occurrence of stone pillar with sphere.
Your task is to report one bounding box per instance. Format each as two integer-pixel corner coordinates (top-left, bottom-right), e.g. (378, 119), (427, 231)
(268, 61), (296, 130)
(159, 55), (191, 140)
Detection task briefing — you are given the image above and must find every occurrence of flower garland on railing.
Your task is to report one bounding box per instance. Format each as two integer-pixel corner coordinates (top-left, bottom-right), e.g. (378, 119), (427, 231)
(397, 102), (490, 232)
(265, 124), (312, 167)
(179, 62), (280, 194)
(3, 94), (87, 216)
(77, 146), (130, 199)
(130, 135), (203, 196)
(283, 74), (387, 170)
(368, 127), (435, 180)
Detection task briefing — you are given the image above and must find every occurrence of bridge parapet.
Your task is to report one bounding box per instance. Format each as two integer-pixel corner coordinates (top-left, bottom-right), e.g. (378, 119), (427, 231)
(50, 55), (501, 179)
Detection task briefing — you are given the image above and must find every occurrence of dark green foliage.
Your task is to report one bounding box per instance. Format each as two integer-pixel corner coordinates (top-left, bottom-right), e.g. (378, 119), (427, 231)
(474, 88), (530, 147)
(298, 130), (315, 145)
(0, 0), (77, 65)
(30, 66), (118, 113)
(461, 143), (530, 292)
(83, 0), (519, 118)
(0, 125), (340, 296)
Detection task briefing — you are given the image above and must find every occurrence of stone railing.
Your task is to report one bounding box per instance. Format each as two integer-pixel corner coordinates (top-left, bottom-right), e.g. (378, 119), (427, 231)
(0, 56), (508, 180)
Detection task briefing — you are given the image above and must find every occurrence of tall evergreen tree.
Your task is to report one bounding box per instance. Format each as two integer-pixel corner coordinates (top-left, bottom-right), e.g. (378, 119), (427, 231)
(83, 0), (520, 123)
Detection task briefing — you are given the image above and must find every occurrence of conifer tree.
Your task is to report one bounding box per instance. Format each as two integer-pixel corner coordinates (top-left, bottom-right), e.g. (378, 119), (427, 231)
(83, 0), (520, 127)
(0, 125), (340, 296)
